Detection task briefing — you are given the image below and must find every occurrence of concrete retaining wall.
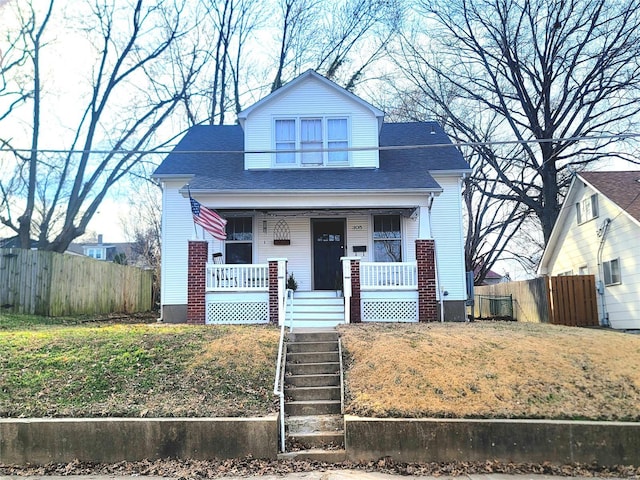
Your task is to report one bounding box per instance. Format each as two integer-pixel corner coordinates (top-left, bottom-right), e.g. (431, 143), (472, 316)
(345, 416), (640, 466)
(0, 417), (278, 464)
(3, 416), (639, 467)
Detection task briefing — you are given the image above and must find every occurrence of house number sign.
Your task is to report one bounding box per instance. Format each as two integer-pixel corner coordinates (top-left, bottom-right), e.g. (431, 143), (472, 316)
(352, 225), (363, 230)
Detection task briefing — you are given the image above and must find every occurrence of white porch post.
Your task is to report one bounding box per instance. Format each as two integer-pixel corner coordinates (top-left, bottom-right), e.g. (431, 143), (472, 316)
(417, 196), (434, 240)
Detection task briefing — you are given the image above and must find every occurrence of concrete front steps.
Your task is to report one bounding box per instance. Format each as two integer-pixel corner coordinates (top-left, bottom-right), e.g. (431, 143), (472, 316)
(289, 291), (345, 328)
(279, 328), (345, 462)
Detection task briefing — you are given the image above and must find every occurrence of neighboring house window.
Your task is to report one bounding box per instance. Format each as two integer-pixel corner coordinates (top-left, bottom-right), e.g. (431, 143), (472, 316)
(373, 215), (401, 262)
(578, 265), (589, 275)
(557, 270), (573, 276)
(86, 248), (104, 260)
(603, 258), (621, 286)
(274, 116), (349, 166)
(225, 217), (253, 264)
(576, 194), (598, 224)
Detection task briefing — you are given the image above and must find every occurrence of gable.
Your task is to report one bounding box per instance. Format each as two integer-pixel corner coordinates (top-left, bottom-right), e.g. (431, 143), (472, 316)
(538, 170), (640, 274)
(240, 72), (383, 170)
(237, 70), (383, 127)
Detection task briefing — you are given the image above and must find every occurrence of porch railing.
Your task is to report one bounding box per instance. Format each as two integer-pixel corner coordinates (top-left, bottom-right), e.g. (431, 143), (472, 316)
(360, 261), (417, 290)
(206, 263), (269, 291)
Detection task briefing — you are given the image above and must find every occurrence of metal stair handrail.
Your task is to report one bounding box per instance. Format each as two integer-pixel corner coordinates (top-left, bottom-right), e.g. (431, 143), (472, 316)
(273, 288), (294, 453)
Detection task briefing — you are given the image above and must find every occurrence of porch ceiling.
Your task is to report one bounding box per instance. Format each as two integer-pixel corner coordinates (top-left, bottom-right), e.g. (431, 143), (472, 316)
(218, 207), (418, 218)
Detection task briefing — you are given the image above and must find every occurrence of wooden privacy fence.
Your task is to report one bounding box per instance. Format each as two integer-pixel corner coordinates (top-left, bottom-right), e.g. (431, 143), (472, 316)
(474, 275), (599, 327)
(0, 248), (153, 316)
(547, 275), (599, 327)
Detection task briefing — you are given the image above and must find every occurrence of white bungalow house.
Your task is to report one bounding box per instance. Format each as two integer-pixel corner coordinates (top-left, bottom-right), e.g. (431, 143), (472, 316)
(153, 70), (471, 326)
(538, 170), (640, 330)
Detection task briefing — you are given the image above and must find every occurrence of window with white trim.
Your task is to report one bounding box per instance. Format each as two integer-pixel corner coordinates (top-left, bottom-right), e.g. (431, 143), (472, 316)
(603, 258), (621, 286)
(86, 248), (104, 260)
(578, 265), (589, 275)
(576, 194), (598, 224)
(373, 215), (402, 262)
(225, 217), (253, 264)
(274, 116), (349, 166)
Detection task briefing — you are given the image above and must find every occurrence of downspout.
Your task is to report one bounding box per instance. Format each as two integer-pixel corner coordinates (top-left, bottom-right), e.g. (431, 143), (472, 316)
(596, 218), (612, 327)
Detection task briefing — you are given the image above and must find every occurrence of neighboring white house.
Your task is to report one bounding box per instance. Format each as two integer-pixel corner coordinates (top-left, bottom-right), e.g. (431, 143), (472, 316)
(153, 70), (471, 326)
(538, 170), (640, 330)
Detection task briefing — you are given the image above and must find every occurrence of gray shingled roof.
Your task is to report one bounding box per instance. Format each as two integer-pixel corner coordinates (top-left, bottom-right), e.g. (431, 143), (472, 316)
(152, 121), (469, 192)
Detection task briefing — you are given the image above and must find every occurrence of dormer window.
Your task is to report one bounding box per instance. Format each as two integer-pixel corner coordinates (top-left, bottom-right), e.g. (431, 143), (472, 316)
(274, 116), (349, 166)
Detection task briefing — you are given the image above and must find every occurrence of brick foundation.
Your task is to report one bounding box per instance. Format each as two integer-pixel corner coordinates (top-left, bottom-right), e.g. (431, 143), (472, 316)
(187, 240), (208, 325)
(416, 239), (438, 322)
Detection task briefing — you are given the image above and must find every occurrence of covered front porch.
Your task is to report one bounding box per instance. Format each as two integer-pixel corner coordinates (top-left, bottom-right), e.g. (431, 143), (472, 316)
(186, 239), (438, 326)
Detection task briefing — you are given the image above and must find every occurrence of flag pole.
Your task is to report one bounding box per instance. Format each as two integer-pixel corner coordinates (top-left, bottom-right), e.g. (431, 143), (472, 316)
(187, 184), (198, 240)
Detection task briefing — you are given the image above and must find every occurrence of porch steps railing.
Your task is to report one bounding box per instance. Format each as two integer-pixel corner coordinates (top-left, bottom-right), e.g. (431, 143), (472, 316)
(289, 291), (345, 328)
(278, 328), (346, 462)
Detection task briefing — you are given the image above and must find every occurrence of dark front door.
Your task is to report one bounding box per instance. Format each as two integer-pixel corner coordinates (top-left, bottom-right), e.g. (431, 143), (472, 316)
(312, 219), (345, 290)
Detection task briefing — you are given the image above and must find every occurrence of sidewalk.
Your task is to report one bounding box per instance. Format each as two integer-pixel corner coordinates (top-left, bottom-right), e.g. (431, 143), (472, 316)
(1, 473), (631, 480)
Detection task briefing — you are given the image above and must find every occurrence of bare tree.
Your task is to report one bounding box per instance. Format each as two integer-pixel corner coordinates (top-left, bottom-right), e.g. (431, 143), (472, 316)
(399, 0), (640, 244)
(179, 0), (264, 125)
(388, 88), (531, 284)
(270, 0), (321, 91)
(270, 0), (403, 92)
(0, 0), (200, 252)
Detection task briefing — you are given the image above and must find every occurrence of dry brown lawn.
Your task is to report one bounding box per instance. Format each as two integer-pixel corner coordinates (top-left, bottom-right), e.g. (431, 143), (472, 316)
(339, 322), (640, 421)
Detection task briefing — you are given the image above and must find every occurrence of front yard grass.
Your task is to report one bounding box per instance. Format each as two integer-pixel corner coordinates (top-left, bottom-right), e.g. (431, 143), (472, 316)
(339, 322), (640, 421)
(0, 314), (279, 418)
(3, 314), (640, 421)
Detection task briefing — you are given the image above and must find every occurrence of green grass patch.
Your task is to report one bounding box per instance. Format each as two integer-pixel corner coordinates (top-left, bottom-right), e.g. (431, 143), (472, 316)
(0, 314), (279, 418)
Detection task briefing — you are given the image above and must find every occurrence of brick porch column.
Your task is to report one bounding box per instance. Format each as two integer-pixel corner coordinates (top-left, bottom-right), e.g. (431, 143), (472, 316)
(416, 239), (438, 322)
(268, 258), (287, 325)
(187, 240), (208, 325)
(350, 258), (361, 323)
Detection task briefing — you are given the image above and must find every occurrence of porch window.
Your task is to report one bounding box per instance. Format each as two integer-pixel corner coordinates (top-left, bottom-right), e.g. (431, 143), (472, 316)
(225, 217), (253, 264)
(373, 215), (401, 262)
(273, 116), (349, 166)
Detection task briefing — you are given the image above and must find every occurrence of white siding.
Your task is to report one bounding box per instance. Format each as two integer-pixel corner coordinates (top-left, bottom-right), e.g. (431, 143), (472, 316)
(243, 76), (379, 169)
(402, 215), (419, 261)
(257, 215), (312, 291)
(430, 175), (467, 301)
(160, 182), (194, 306)
(347, 215), (370, 259)
(160, 182), (226, 310)
(546, 182), (640, 329)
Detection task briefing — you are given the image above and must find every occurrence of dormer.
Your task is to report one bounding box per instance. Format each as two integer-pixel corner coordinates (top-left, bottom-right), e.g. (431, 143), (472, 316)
(238, 70), (384, 170)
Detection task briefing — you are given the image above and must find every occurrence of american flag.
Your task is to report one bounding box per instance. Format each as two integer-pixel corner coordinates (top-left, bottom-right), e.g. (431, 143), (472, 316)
(190, 196), (227, 240)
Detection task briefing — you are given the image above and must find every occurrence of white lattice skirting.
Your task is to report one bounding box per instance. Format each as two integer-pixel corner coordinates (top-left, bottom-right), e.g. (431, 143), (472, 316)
(206, 301), (269, 324)
(362, 299), (419, 322)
